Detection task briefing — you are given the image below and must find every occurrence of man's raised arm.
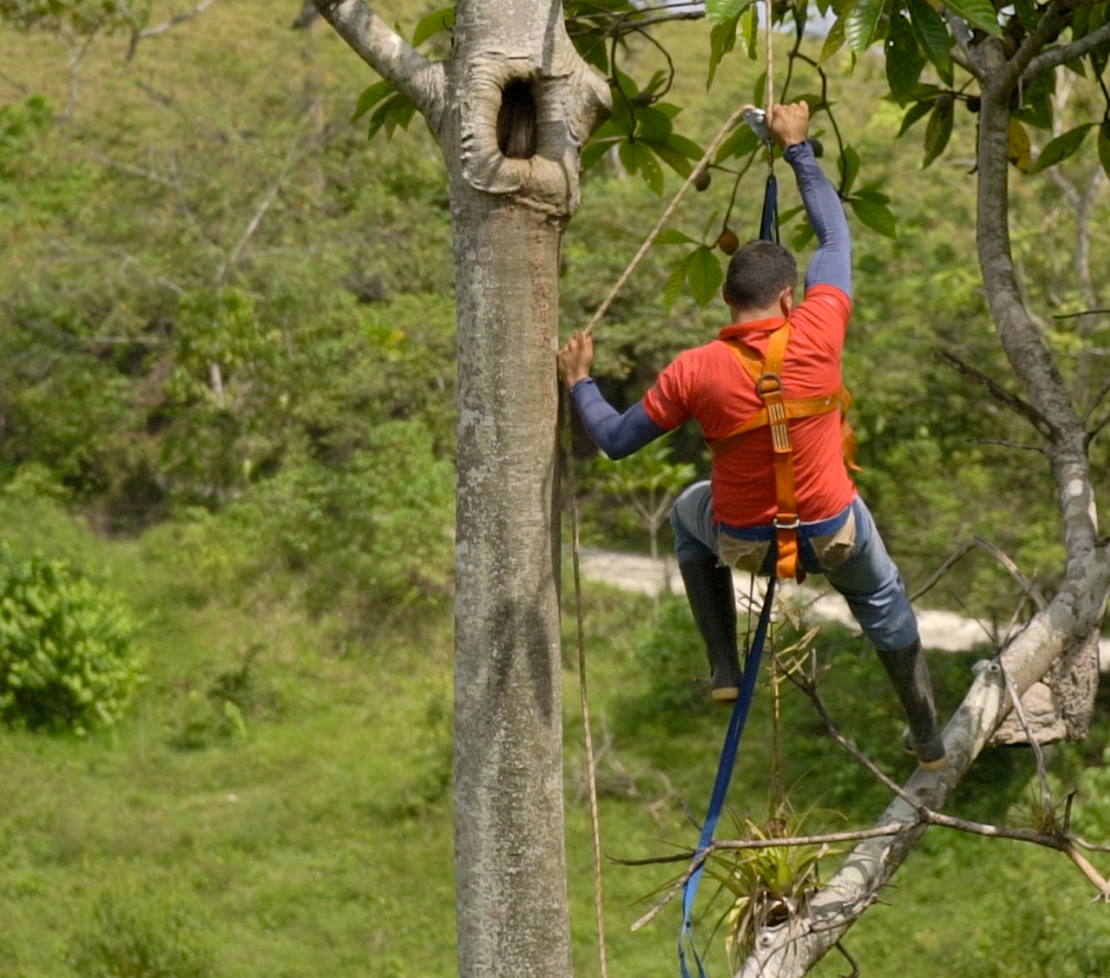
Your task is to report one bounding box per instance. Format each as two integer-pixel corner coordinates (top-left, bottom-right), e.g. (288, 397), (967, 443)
(767, 103), (851, 299)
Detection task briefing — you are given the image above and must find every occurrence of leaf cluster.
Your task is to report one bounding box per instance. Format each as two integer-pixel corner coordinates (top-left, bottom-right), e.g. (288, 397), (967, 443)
(0, 544), (143, 734)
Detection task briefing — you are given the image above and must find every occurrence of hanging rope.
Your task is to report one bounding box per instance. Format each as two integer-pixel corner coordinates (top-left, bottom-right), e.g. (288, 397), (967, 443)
(564, 386), (610, 978)
(584, 100), (751, 337)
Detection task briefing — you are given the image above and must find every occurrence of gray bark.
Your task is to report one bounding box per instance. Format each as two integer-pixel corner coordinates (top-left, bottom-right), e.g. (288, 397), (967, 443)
(313, 3), (609, 976)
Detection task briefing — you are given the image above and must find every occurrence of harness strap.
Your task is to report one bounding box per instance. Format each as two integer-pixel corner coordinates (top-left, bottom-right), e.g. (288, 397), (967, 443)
(678, 577), (776, 978)
(712, 337), (858, 469)
(758, 325), (801, 580)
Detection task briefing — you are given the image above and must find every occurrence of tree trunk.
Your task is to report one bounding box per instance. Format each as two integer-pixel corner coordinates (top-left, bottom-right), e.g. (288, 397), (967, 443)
(311, 4), (609, 975)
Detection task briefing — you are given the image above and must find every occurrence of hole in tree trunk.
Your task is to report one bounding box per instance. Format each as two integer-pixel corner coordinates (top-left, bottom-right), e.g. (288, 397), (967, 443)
(497, 79), (537, 160)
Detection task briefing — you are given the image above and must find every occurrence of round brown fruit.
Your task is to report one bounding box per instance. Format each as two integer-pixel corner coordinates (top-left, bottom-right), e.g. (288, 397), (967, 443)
(694, 170), (712, 192)
(717, 228), (739, 255)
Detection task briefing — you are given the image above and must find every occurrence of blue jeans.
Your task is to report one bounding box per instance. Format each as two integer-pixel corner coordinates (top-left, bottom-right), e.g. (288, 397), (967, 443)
(669, 481), (918, 651)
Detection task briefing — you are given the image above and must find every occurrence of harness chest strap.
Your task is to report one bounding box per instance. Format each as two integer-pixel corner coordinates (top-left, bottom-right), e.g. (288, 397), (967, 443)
(706, 323), (858, 581)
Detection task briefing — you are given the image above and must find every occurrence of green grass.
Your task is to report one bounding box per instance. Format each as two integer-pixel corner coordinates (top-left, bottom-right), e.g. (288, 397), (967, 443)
(2, 499), (1110, 977)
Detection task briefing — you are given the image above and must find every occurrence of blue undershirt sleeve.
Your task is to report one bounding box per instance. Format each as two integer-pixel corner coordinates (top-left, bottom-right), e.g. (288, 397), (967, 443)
(785, 141), (851, 299)
(570, 378), (668, 459)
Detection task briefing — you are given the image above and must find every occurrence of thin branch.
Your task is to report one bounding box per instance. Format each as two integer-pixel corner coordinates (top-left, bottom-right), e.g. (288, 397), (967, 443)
(87, 152), (176, 189)
(1064, 844), (1110, 900)
(1024, 20), (1110, 81)
(1086, 409), (1110, 447)
(1005, 0), (1067, 88)
(1055, 308), (1110, 321)
(127, 0), (222, 60)
(939, 350), (1057, 437)
(0, 67), (28, 96)
(312, 0), (446, 126)
(970, 437), (1045, 453)
(909, 535), (1047, 609)
(1083, 374), (1110, 424)
(941, 10), (983, 78)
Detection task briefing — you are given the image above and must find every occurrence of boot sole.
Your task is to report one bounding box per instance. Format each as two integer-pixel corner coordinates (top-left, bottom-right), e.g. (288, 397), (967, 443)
(712, 686), (740, 705)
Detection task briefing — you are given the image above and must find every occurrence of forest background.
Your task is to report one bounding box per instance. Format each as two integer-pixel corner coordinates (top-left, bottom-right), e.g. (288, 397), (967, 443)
(1, 0), (1110, 975)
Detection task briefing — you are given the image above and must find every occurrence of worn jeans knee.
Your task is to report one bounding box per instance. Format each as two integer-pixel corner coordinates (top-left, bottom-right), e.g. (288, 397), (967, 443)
(825, 498), (919, 650)
(670, 481), (719, 564)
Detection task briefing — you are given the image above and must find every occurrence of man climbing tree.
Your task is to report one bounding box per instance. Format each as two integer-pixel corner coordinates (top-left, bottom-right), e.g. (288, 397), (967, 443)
(558, 101), (947, 770)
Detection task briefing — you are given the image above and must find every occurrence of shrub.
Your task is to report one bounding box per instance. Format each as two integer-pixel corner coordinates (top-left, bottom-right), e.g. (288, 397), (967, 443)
(67, 885), (214, 978)
(0, 547), (143, 734)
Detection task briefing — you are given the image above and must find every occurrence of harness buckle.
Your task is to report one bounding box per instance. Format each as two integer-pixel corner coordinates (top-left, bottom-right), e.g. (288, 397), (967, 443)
(756, 372), (783, 398)
(773, 515), (800, 531)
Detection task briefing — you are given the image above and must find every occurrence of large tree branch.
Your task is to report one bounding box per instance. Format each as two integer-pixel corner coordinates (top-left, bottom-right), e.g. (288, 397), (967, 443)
(312, 0), (446, 127)
(734, 551), (1110, 977)
(1024, 20), (1110, 80)
(1001, 0), (1067, 88)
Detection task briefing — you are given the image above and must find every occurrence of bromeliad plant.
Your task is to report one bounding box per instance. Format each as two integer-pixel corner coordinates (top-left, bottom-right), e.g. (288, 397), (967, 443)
(707, 804), (839, 966)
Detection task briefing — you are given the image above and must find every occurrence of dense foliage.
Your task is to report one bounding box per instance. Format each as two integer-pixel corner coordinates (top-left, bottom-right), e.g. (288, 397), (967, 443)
(0, 546), (142, 733)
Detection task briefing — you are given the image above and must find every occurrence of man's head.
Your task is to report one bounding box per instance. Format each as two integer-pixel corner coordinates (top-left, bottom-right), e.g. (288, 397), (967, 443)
(722, 240), (798, 320)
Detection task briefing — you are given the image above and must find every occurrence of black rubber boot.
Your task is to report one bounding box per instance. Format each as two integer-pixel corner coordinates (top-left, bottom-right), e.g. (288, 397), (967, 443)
(876, 639), (947, 770)
(678, 556), (741, 705)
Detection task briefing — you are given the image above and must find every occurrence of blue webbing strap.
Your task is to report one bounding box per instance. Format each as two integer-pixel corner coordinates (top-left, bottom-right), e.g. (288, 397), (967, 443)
(759, 171), (779, 243)
(677, 575), (777, 978)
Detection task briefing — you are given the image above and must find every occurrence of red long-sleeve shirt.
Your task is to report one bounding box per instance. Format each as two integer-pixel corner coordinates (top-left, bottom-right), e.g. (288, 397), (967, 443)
(641, 284), (855, 528)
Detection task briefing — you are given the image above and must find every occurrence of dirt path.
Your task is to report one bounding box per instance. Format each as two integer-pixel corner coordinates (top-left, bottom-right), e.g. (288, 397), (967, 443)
(578, 547), (1109, 666)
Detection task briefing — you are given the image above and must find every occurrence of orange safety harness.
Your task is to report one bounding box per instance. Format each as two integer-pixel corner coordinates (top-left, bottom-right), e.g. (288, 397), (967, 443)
(706, 321), (858, 582)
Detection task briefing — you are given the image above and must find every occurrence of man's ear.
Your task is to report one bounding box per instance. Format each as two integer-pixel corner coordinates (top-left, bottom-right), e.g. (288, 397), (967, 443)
(722, 283), (732, 306)
(779, 285), (796, 316)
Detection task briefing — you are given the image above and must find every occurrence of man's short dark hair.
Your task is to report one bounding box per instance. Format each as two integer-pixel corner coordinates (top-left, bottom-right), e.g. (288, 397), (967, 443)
(723, 240), (798, 311)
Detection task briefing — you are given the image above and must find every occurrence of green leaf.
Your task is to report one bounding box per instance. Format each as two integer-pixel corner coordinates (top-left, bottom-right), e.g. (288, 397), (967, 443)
(708, 12), (741, 88)
(845, 0), (886, 54)
(412, 6), (454, 47)
(753, 71), (767, 109)
(792, 222), (816, 250)
(706, 0), (749, 25)
(898, 98), (936, 137)
(351, 81), (395, 124)
(581, 137), (620, 171)
(649, 140), (693, 177)
(619, 140), (664, 195)
(572, 33), (609, 73)
(848, 196), (897, 237)
(778, 204), (805, 224)
(1099, 121), (1110, 180)
(922, 96), (954, 168)
(655, 229), (698, 246)
(667, 133), (704, 160)
(637, 106), (674, 144)
(1012, 0), (1038, 30)
(715, 125), (761, 162)
(739, 3), (759, 58)
(853, 183), (890, 204)
(939, 0), (1001, 36)
(687, 245), (724, 308)
(820, 11), (848, 61)
(906, 0), (953, 85)
(1027, 123), (1095, 174)
(1014, 69), (1055, 130)
(838, 144), (861, 194)
(885, 13), (926, 105)
(664, 254), (693, 312)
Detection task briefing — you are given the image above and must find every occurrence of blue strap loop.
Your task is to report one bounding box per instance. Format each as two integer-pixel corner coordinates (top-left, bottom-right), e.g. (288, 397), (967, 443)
(759, 172), (779, 244)
(678, 576), (776, 978)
